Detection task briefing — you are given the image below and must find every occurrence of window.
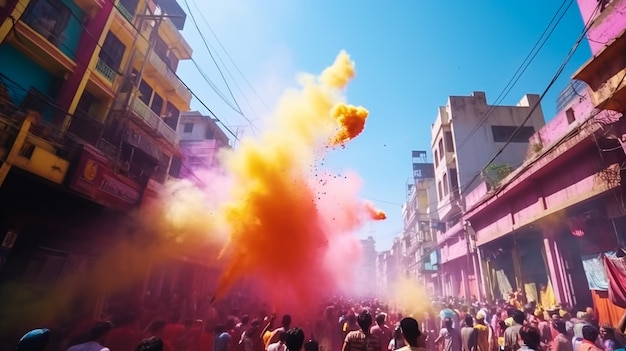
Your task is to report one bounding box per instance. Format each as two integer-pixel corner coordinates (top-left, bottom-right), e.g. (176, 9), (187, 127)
(118, 0), (138, 17)
(491, 125), (535, 143)
(183, 123), (193, 133)
(444, 131), (455, 152)
(434, 150), (439, 168)
(138, 80), (153, 105)
(75, 91), (97, 116)
(566, 108), (575, 124)
(206, 126), (216, 140)
(450, 169), (459, 196)
(443, 172), (449, 196)
(150, 93), (164, 116)
(22, 0), (71, 47)
(438, 138), (444, 158)
(437, 181), (443, 201)
(163, 102), (180, 130)
(100, 32), (126, 71)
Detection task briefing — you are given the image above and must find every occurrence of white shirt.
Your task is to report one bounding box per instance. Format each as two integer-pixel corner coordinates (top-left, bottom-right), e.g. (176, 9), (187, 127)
(67, 341), (110, 351)
(268, 341), (287, 351)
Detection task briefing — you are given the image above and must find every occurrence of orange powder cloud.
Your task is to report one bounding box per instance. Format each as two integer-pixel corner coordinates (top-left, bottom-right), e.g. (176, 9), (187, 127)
(330, 104), (369, 146)
(365, 201), (388, 221)
(209, 51), (383, 307)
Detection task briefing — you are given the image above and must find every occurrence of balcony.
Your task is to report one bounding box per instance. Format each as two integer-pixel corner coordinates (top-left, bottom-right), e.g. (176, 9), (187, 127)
(95, 58), (117, 84)
(159, 17), (193, 60)
(116, 1), (135, 22)
(9, 22), (76, 75)
(574, 29), (626, 111)
(67, 113), (104, 145)
(125, 96), (178, 145)
(144, 51), (192, 107)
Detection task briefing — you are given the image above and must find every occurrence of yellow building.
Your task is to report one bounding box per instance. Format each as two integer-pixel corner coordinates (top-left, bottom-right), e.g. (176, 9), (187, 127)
(0, 0), (194, 340)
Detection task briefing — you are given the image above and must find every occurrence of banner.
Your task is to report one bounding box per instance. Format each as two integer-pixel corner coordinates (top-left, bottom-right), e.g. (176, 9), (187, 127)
(69, 145), (142, 210)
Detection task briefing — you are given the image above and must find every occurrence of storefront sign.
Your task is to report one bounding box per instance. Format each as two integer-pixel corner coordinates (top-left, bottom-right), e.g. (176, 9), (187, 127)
(69, 146), (142, 210)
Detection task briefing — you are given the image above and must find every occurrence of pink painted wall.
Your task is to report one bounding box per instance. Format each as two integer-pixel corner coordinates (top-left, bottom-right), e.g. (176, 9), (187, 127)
(529, 92), (594, 147)
(577, 0), (626, 56)
(469, 146), (622, 245)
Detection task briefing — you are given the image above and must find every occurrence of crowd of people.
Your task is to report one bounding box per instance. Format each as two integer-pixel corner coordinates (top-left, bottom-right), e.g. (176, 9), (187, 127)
(10, 293), (626, 351)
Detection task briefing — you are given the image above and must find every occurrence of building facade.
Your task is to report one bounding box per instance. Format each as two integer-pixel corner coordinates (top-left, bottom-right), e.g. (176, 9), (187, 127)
(355, 236), (377, 297)
(430, 91), (546, 299)
(174, 110), (231, 181)
(0, 0), (196, 340)
(461, 0), (626, 323)
(398, 151), (438, 292)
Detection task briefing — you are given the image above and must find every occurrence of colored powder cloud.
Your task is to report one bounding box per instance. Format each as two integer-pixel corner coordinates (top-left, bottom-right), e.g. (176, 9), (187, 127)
(210, 50), (385, 308)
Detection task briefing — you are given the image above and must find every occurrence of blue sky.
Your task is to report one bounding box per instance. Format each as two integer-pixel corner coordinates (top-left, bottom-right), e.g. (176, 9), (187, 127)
(176, 0), (591, 251)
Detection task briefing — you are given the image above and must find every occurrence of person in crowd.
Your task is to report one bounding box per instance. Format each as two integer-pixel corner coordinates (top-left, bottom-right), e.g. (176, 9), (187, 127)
(389, 326), (406, 351)
(236, 316), (251, 345)
(436, 317), (462, 351)
(579, 325), (602, 351)
(241, 319), (265, 351)
(343, 314), (360, 340)
(504, 310), (525, 351)
(343, 310), (381, 351)
(475, 311), (491, 351)
(397, 317), (427, 351)
(551, 320), (573, 351)
(135, 337), (164, 351)
(461, 315), (477, 351)
(68, 321), (113, 351)
(304, 340), (319, 351)
(143, 321), (174, 351)
(371, 313), (393, 351)
(285, 328), (305, 351)
(268, 330), (288, 351)
(216, 324), (233, 351)
(106, 315), (141, 351)
(17, 329), (51, 351)
(599, 326), (620, 351)
(518, 326), (540, 351)
(267, 315), (293, 349)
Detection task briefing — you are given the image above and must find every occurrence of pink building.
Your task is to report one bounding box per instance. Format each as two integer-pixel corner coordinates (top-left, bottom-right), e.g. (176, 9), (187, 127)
(173, 111), (231, 181)
(462, 0), (626, 323)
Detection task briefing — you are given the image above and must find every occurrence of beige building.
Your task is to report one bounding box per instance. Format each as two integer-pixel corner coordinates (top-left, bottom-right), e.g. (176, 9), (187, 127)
(431, 91), (545, 298)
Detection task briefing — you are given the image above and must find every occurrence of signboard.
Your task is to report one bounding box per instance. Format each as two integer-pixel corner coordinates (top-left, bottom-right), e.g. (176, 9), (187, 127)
(69, 145), (142, 210)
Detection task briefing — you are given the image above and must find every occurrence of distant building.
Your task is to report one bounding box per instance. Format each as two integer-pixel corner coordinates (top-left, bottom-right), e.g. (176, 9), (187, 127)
(399, 151), (437, 291)
(172, 111), (231, 180)
(355, 236), (377, 297)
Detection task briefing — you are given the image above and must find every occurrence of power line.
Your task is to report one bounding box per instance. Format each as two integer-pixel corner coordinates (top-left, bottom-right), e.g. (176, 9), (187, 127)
(455, 0), (574, 152)
(462, 1), (610, 212)
(180, 0), (260, 137)
(100, 0), (242, 143)
(190, 0), (271, 113)
(461, 1), (602, 195)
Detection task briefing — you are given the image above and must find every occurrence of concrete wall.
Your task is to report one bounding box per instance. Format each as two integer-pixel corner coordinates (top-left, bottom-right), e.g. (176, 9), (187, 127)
(529, 92), (594, 148)
(430, 91), (545, 221)
(449, 92), (545, 193)
(577, 0), (626, 56)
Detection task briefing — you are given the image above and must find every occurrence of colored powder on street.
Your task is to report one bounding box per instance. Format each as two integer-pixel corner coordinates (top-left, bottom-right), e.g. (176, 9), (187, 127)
(208, 50), (384, 310)
(388, 278), (432, 318)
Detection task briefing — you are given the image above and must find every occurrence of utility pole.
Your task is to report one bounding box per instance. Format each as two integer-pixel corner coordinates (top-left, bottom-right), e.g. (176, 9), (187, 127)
(98, 9), (182, 173)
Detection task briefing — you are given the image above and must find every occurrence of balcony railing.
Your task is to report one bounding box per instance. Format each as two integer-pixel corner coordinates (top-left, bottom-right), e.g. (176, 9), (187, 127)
(117, 2), (134, 22)
(95, 59), (117, 83)
(147, 51), (192, 103)
(129, 97), (178, 145)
